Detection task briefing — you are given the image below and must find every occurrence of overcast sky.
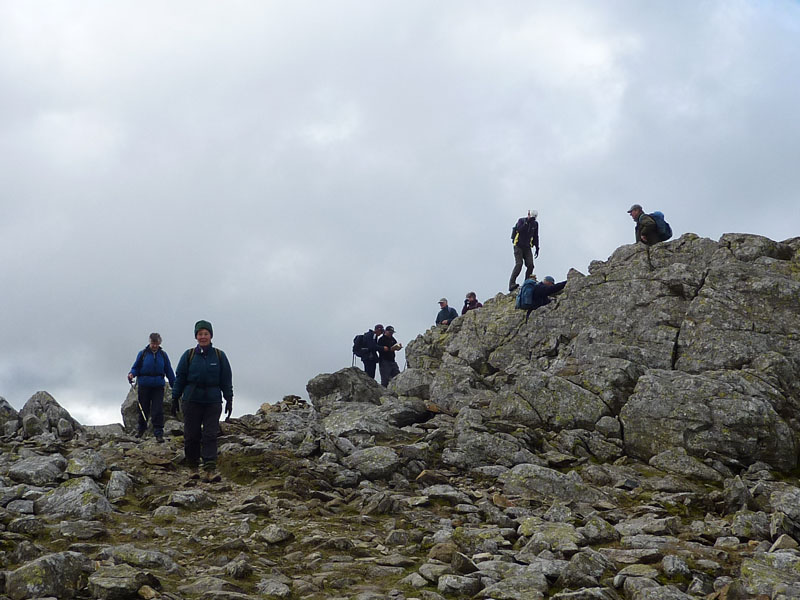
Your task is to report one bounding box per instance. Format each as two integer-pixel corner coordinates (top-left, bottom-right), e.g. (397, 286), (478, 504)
(1, 1), (798, 425)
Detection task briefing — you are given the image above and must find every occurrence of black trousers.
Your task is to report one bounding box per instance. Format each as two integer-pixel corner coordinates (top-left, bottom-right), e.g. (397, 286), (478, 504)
(137, 386), (165, 436)
(183, 401), (222, 471)
(362, 359), (377, 378)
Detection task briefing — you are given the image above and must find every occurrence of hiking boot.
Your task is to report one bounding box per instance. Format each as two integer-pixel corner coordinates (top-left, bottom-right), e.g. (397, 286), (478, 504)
(509, 283), (519, 292)
(203, 470), (222, 483)
(187, 464), (200, 479)
(134, 430), (144, 439)
(155, 435), (164, 444)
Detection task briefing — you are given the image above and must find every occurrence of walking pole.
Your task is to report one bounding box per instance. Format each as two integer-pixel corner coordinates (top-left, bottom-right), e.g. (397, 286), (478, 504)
(130, 380), (147, 422)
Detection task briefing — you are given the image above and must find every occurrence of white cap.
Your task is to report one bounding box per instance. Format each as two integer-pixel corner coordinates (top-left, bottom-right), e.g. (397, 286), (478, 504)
(528, 210), (538, 218)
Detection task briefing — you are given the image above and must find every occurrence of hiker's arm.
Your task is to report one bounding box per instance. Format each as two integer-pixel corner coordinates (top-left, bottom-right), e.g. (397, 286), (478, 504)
(220, 352), (233, 402)
(549, 281), (567, 295)
(164, 353), (176, 387)
(639, 215), (657, 241)
(171, 351), (188, 400)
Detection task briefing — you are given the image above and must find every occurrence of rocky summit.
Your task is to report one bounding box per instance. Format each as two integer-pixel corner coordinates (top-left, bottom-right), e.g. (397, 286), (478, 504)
(2, 232), (800, 600)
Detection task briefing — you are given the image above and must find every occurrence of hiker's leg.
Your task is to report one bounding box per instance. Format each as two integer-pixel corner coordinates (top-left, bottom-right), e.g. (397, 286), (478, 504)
(149, 387), (165, 438)
(388, 361), (401, 383)
(362, 359), (377, 379)
(183, 401), (202, 468)
(522, 246), (534, 279)
(509, 246), (524, 290)
(137, 386), (151, 433)
(379, 361), (391, 387)
(200, 402), (223, 472)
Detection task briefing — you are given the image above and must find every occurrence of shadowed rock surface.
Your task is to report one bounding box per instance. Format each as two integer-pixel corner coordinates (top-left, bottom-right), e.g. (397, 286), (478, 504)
(2, 233), (800, 599)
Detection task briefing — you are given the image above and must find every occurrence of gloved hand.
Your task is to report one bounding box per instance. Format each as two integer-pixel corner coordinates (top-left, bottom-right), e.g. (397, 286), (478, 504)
(225, 399), (233, 419)
(127, 373), (134, 384)
(534, 247), (540, 259)
(171, 399), (180, 417)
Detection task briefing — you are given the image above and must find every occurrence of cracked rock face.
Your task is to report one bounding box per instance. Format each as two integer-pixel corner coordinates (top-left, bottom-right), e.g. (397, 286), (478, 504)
(2, 232), (800, 600)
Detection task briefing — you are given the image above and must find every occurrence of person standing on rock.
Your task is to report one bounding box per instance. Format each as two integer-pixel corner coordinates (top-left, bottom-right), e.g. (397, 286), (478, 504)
(359, 324), (384, 379)
(508, 210), (540, 292)
(627, 204), (659, 245)
(127, 333), (176, 443)
(462, 292), (483, 315)
(436, 298), (458, 325)
(171, 320), (233, 483)
(377, 325), (402, 387)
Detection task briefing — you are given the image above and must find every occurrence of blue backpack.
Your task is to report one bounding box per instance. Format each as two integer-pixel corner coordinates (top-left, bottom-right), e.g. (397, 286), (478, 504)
(650, 211), (672, 242)
(515, 279), (537, 310)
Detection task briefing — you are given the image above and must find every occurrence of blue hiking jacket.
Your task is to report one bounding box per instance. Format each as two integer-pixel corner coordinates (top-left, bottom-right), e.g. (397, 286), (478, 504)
(172, 344), (233, 404)
(130, 347), (176, 388)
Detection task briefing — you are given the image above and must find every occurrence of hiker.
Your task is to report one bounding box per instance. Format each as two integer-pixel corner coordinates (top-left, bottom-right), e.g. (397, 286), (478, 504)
(462, 292), (483, 315)
(508, 210), (540, 292)
(171, 320), (233, 483)
(358, 324), (384, 379)
(627, 204), (659, 246)
(531, 275), (566, 310)
(127, 332), (176, 443)
(436, 298), (458, 325)
(377, 325), (403, 387)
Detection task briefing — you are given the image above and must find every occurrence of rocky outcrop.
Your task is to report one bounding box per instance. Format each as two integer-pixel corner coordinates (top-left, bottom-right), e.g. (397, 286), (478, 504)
(1, 233), (800, 600)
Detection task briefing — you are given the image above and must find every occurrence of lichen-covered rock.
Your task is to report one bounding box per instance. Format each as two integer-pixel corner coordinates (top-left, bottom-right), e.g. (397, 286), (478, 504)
(500, 463), (606, 504)
(66, 448), (107, 479)
(19, 391), (83, 438)
(33, 476), (113, 518)
(342, 446), (401, 480)
(4, 551), (92, 599)
(7, 454), (66, 486)
(88, 563), (160, 600)
(306, 367), (384, 417)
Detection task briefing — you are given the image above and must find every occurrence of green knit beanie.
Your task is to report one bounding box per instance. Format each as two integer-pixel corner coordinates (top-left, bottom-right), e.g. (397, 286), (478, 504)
(194, 320), (213, 338)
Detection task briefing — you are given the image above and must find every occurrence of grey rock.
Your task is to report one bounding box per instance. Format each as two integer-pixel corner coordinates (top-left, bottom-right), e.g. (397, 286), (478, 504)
(34, 476), (113, 519)
(19, 391), (83, 438)
(730, 510), (770, 541)
(66, 448), (107, 479)
(557, 548), (614, 588)
(7, 454), (66, 485)
(478, 573), (548, 599)
(342, 446), (401, 480)
(0, 396), (18, 429)
(4, 551), (92, 600)
(437, 573), (482, 596)
(500, 463), (606, 504)
(648, 447), (723, 482)
(257, 524), (294, 544)
(421, 484), (471, 505)
(88, 563), (160, 600)
(105, 470), (134, 500)
(306, 367), (384, 417)
(98, 543), (180, 573)
(58, 519), (108, 540)
(168, 488), (215, 509)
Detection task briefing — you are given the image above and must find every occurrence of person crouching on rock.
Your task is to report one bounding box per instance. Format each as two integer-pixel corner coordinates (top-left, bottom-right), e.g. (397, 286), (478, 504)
(127, 332), (176, 443)
(172, 320), (233, 483)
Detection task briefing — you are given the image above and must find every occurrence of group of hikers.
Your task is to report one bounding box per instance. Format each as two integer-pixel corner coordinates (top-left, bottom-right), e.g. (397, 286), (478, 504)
(127, 320), (232, 483)
(127, 206), (671, 482)
(356, 204), (672, 379)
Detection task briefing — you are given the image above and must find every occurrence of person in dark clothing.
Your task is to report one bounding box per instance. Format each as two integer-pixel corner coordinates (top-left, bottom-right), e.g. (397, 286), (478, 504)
(171, 320), (233, 483)
(531, 276), (566, 310)
(359, 324), (384, 379)
(436, 298), (459, 325)
(128, 332), (176, 443)
(627, 204), (659, 245)
(377, 325), (402, 387)
(509, 210), (540, 292)
(462, 292), (483, 315)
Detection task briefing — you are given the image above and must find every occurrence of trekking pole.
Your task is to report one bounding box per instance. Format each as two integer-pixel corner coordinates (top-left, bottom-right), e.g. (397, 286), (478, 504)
(130, 381), (146, 422)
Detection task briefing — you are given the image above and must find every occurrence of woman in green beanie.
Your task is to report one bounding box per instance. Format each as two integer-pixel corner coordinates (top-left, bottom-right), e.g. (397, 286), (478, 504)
(172, 319), (233, 482)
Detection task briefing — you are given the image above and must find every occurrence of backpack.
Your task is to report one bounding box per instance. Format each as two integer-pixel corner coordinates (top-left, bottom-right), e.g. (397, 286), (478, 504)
(352, 334), (369, 360)
(516, 279), (537, 310)
(649, 211), (672, 242)
(187, 347), (222, 366)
